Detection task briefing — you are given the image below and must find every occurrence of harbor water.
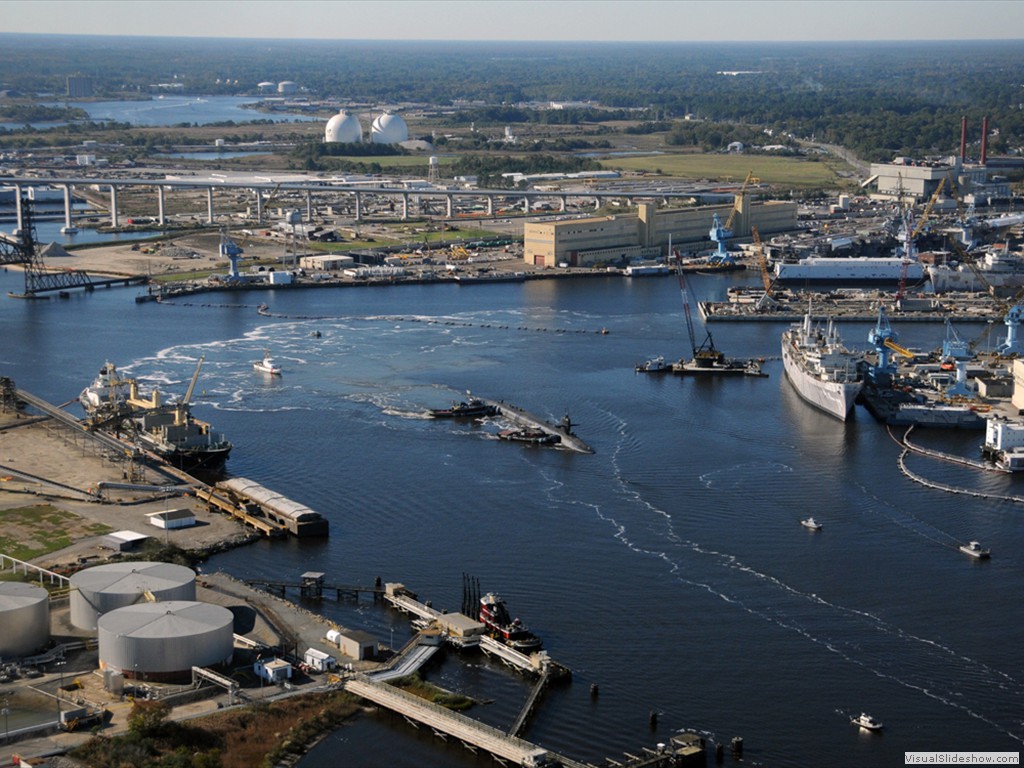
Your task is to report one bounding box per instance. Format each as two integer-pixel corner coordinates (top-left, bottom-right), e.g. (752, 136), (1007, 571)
(1, 268), (1021, 767)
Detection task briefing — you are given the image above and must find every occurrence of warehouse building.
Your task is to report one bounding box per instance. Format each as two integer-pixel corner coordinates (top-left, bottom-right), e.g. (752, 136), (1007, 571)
(523, 197), (797, 268)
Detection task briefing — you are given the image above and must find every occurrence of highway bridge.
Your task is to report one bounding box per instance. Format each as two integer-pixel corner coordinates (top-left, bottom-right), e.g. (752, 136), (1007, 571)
(0, 174), (745, 230)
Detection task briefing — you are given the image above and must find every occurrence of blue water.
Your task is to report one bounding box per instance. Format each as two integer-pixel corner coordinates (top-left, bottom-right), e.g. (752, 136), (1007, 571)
(1, 270), (1021, 768)
(34, 96), (320, 127)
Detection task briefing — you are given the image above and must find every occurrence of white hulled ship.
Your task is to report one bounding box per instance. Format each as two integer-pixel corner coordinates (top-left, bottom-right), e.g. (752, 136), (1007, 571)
(774, 256), (924, 284)
(782, 312), (864, 421)
(926, 246), (1024, 293)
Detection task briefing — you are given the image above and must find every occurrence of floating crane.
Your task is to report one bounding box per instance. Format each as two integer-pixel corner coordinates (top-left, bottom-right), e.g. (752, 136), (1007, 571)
(676, 267), (724, 367)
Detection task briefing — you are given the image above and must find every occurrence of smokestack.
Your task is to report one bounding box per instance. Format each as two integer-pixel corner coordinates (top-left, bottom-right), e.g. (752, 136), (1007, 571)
(981, 116), (989, 165)
(960, 116), (967, 161)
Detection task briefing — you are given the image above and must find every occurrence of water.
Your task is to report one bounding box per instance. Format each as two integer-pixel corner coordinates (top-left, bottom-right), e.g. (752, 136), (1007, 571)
(36, 95), (321, 127)
(1, 270), (1022, 767)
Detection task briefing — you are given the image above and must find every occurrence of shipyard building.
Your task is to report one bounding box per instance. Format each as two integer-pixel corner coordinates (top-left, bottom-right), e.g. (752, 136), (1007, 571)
(523, 198), (797, 268)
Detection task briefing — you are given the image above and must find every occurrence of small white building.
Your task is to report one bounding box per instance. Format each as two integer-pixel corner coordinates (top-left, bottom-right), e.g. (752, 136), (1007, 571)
(299, 254), (354, 271)
(254, 657), (292, 683)
(146, 508), (196, 530)
(326, 628), (377, 660)
(102, 530), (149, 552)
(303, 647), (337, 672)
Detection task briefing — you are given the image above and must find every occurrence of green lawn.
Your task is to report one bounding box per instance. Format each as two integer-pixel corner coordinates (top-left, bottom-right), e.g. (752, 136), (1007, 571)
(599, 153), (848, 188)
(0, 504), (111, 562)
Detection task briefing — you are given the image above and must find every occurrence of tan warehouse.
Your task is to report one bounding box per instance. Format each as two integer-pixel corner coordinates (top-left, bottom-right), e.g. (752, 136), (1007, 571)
(523, 197), (797, 268)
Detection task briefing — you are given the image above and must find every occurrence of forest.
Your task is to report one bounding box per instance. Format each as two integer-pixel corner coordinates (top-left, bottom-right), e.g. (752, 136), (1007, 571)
(1, 35), (1022, 163)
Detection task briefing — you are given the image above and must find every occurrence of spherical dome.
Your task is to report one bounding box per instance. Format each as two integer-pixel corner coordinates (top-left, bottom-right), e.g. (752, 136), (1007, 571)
(325, 110), (363, 143)
(371, 112), (408, 144)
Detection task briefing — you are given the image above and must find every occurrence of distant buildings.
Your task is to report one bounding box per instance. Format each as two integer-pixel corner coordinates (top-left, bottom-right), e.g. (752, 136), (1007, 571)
(524, 199), (797, 268)
(66, 75), (93, 98)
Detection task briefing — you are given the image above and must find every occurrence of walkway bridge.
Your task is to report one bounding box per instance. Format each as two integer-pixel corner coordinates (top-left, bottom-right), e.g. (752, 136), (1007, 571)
(344, 675), (589, 768)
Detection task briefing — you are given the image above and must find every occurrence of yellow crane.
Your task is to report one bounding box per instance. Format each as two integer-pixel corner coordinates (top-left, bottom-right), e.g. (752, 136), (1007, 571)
(724, 170), (754, 232)
(884, 338), (916, 358)
(911, 177), (947, 238)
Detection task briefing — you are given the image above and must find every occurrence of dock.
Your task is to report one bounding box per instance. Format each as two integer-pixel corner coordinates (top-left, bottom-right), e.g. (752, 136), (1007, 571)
(699, 290), (1005, 323)
(480, 398), (595, 454)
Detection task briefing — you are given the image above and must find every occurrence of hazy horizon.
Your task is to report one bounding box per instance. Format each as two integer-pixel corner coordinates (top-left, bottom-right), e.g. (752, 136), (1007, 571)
(2, 0), (1023, 43)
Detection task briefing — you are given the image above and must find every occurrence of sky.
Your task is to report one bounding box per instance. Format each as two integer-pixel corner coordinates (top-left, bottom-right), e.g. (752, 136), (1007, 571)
(1, 0), (1023, 42)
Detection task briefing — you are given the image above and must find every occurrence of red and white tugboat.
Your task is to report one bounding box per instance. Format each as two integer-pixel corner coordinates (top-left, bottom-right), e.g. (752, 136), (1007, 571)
(479, 592), (543, 652)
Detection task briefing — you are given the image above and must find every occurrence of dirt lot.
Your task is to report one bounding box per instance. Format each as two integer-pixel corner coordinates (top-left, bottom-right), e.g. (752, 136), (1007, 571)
(0, 412), (255, 570)
(49, 231), (290, 279)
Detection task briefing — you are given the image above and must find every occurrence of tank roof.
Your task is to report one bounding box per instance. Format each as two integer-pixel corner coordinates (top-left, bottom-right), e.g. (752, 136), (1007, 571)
(71, 561), (195, 594)
(98, 600), (232, 637)
(0, 581), (48, 609)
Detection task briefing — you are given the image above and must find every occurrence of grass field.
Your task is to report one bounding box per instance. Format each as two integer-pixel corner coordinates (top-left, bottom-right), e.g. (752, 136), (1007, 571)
(0, 504), (111, 562)
(599, 152), (849, 188)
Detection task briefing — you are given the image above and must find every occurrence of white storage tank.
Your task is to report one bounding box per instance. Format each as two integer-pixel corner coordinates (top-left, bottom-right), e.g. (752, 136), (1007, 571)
(0, 582), (50, 657)
(370, 112), (409, 144)
(70, 561), (196, 631)
(98, 601), (234, 681)
(277, 81), (298, 95)
(324, 110), (363, 144)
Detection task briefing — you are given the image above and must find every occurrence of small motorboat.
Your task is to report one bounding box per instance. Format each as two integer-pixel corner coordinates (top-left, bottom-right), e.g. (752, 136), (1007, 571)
(801, 517), (822, 531)
(959, 540), (991, 559)
(851, 713), (883, 731)
(635, 355), (669, 373)
(253, 351), (282, 375)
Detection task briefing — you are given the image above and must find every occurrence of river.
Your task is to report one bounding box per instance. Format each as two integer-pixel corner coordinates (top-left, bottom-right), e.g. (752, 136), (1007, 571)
(0, 269), (1020, 767)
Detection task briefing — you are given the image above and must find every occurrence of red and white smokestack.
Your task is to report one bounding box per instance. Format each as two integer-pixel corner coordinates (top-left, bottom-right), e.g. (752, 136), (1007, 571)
(960, 116), (967, 161)
(981, 116), (989, 165)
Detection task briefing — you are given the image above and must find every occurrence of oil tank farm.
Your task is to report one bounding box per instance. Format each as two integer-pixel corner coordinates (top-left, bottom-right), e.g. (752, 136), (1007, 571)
(70, 561), (196, 631)
(217, 477), (329, 537)
(97, 601), (234, 681)
(0, 582), (49, 657)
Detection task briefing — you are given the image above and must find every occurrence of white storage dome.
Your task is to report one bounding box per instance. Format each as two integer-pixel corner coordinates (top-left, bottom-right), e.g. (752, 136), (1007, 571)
(325, 110), (362, 143)
(370, 112), (409, 144)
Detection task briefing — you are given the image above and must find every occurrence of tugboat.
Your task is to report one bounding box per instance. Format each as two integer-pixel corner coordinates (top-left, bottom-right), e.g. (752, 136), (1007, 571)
(635, 355), (669, 373)
(851, 713), (883, 731)
(479, 592), (542, 652)
(497, 427), (560, 445)
(253, 350), (282, 375)
(429, 395), (499, 419)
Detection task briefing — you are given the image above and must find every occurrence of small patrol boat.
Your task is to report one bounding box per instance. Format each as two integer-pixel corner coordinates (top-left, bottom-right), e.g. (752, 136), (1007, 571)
(851, 713), (883, 731)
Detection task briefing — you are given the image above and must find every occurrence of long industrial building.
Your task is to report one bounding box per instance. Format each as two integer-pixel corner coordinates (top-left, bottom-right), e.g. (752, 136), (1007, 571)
(523, 197), (797, 268)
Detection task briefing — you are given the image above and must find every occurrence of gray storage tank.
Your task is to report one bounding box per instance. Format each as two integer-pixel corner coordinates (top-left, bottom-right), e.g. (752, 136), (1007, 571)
(0, 582), (50, 657)
(98, 601), (234, 681)
(70, 561), (196, 631)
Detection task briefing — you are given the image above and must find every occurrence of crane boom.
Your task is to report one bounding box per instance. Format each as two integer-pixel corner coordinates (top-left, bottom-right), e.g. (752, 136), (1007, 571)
(724, 170), (753, 232)
(183, 355), (205, 405)
(911, 177), (946, 238)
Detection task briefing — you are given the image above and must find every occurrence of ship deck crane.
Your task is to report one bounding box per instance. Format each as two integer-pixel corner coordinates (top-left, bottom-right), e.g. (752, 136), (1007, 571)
(677, 267), (724, 366)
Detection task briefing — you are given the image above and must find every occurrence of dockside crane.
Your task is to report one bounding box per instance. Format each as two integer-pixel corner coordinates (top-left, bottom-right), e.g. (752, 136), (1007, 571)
(708, 170), (754, 265)
(751, 226), (780, 311)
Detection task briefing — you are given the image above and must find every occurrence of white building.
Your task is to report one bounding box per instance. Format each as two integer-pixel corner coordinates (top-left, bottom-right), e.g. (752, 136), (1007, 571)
(254, 657), (293, 683)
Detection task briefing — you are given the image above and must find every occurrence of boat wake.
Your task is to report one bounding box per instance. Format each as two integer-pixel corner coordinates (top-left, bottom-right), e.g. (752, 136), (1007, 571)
(534, 411), (1024, 746)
